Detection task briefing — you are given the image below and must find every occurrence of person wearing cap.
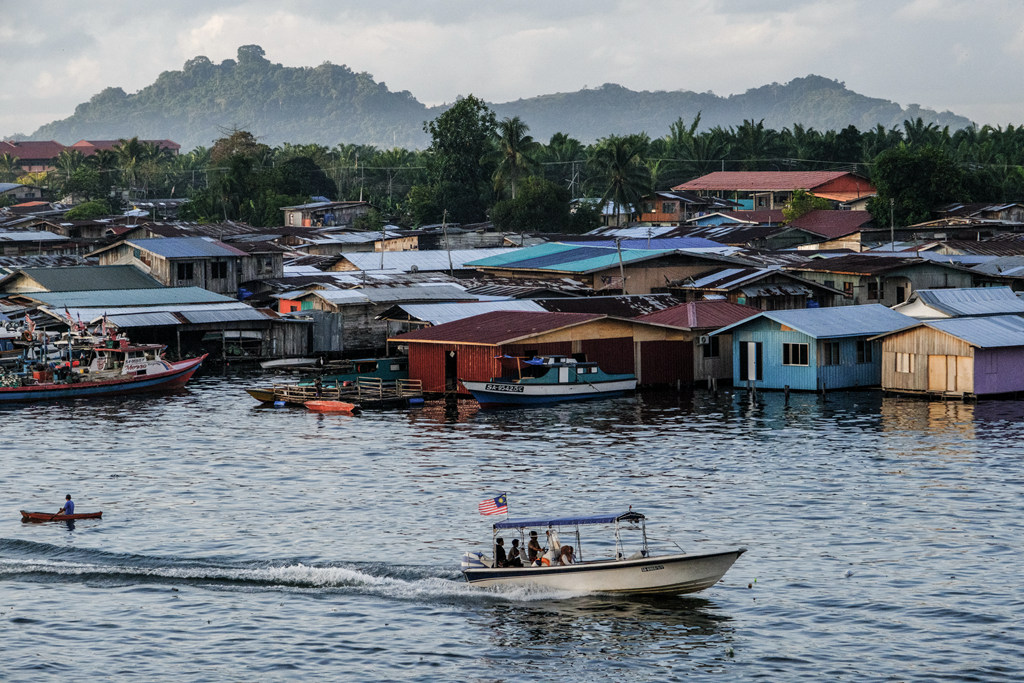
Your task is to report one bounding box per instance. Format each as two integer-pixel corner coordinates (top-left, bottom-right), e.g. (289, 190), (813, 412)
(527, 530), (543, 565)
(58, 494), (74, 516)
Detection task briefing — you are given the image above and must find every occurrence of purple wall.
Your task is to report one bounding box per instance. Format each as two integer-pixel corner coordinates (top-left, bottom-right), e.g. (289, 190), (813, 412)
(974, 347), (1024, 395)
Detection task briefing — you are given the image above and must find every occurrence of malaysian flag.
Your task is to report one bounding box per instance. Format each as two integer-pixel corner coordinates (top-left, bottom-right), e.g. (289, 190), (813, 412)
(478, 494), (508, 516)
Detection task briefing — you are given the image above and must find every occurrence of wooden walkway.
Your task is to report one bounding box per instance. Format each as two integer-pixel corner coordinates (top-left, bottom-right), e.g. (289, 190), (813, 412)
(267, 378), (423, 408)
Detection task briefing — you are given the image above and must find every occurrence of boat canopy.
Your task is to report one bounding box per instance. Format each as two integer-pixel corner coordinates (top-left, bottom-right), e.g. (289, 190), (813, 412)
(493, 511), (645, 530)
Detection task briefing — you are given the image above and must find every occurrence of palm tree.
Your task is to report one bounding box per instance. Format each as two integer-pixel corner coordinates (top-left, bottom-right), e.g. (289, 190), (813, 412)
(733, 119), (781, 170)
(486, 116), (540, 199)
(0, 153), (21, 182)
(588, 135), (652, 226)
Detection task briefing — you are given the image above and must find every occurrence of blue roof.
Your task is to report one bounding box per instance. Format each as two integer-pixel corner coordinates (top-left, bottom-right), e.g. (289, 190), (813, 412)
(493, 511), (644, 529)
(714, 304), (915, 339)
(923, 315), (1024, 348)
(466, 242), (678, 274)
(129, 237), (247, 258)
(564, 237), (728, 251)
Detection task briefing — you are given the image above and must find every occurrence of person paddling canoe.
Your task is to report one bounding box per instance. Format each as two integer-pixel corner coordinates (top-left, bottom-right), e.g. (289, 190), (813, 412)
(57, 494), (74, 516)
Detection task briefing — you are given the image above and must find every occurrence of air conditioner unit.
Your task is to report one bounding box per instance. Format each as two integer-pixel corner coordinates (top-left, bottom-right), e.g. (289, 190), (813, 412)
(698, 335), (711, 345)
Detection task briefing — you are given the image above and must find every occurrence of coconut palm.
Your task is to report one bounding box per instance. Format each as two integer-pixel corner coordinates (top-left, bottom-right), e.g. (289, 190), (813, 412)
(0, 153), (21, 182)
(485, 116), (541, 200)
(588, 135), (652, 226)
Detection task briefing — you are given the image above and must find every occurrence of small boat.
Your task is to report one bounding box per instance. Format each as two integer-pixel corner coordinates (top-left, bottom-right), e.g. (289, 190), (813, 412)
(461, 510), (745, 595)
(259, 357), (319, 370)
(304, 400), (358, 413)
(246, 356), (409, 404)
(0, 332), (206, 403)
(21, 510), (103, 522)
(461, 355), (637, 407)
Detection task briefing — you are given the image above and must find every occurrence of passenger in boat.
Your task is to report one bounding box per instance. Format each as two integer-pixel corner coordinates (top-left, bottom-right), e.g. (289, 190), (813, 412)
(527, 531), (543, 565)
(494, 537), (508, 567)
(559, 545), (575, 566)
(507, 539), (523, 567)
(58, 494), (74, 516)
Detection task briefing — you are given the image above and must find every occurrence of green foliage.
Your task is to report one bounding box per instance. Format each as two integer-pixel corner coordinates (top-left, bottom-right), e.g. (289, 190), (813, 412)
(868, 145), (971, 226)
(65, 199), (112, 219)
(587, 135), (652, 224)
(490, 177), (571, 233)
(782, 189), (831, 222)
(485, 116), (541, 199)
(352, 208), (386, 232)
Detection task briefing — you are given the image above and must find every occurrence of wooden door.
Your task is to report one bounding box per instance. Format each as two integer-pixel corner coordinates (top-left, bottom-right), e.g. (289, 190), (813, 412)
(928, 355), (947, 392)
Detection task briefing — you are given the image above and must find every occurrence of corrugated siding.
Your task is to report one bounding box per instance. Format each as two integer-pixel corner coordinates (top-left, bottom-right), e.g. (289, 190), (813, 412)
(880, 327), (974, 393)
(816, 339), (883, 389)
(639, 340), (692, 386)
(695, 333), (734, 383)
(580, 338), (634, 375)
(408, 343), (502, 394)
(974, 348), (1024, 394)
(731, 325), (818, 390)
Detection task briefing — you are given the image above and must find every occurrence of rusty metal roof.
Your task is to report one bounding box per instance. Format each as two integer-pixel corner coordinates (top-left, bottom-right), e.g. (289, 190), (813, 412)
(636, 301), (758, 330)
(390, 311), (604, 345)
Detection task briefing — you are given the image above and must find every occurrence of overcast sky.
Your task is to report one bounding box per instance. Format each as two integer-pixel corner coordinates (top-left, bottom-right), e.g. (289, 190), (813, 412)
(3, 0), (1023, 139)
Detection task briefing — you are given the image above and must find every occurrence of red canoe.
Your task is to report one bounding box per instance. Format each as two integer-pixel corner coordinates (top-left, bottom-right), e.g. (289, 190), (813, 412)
(304, 400), (357, 413)
(20, 510), (103, 522)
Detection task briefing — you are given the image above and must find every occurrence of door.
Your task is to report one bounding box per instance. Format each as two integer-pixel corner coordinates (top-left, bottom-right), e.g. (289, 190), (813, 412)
(739, 341), (763, 382)
(445, 349), (458, 391)
(928, 355), (947, 391)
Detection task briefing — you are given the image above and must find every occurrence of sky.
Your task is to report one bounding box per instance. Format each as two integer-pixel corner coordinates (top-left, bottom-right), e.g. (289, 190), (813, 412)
(2, 0), (1024, 139)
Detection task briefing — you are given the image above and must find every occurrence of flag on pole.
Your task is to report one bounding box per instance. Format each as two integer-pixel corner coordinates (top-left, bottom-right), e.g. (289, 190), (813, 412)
(479, 494), (508, 516)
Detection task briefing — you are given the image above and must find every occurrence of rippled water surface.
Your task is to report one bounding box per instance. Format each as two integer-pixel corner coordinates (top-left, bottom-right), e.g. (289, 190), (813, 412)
(2, 374), (1022, 681)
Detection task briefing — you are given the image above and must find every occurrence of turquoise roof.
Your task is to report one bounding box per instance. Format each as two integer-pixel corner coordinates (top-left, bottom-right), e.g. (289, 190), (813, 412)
(465, 242), (676, 274)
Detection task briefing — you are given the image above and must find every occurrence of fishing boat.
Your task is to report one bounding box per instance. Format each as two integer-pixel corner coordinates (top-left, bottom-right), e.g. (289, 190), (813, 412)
(461, 355), (637, 407)
(461, 510), (746, 595)
(0, 334), (206, 403)
(304, 400), (358, 413)
(21, 510), (103, 522)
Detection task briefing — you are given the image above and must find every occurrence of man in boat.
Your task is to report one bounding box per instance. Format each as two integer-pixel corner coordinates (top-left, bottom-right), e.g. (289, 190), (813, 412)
(494, 537), (508, 567)
(527, 531), (543, 565)
(58, 494), (74, 516)
(508, 539), (523, 567)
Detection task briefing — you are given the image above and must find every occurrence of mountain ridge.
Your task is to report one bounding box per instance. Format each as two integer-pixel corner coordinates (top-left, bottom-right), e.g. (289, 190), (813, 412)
(25, 46), (973, 151)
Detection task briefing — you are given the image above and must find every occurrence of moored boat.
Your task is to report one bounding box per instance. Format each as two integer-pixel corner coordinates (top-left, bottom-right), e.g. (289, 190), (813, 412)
(304, 400), (358, 413)
(461, 355), (637, 407)
(461, 510), (745, 595)
(0, 334), (206, 403)
(21, 510), (103, 522)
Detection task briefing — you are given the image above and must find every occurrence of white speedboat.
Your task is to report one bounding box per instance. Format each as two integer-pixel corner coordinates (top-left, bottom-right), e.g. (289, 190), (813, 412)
(461, 510), (745, 595)
(461, 355), (637, 407)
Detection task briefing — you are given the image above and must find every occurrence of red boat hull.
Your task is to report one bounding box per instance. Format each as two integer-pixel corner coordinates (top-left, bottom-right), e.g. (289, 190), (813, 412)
(21, 510), (103, 522)
(304, 400), (357, 413)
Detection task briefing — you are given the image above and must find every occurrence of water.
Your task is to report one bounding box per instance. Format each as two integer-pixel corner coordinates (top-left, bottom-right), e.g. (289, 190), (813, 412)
(1, 374), (1022, 681)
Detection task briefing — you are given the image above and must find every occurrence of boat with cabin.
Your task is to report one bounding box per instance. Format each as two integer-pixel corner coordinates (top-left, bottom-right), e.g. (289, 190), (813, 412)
(0, 331), (206, 403)
(461, 510), (745, 595)
(460, 355), (638, 407)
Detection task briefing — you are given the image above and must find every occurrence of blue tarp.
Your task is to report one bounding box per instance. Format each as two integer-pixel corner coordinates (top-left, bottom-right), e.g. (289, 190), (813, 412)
(493, 511), (643, 529)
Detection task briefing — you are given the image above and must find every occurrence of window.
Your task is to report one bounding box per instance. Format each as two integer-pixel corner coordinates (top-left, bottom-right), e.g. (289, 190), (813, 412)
(822, 341), (840, 365)
(176, 262), (194, 280)
(782, 343), (809, 366)
(843, 282), (854, 297)
(867, 281), (882, 300)
(703, 336), (721, 359)
(644, 202), (655, 213)
(857, 340), (873, 364)
(211, 261), (228, 279)
(662, 202), (677, 214)
(824, 280), (836, 290)
(895, 352), (914, 374)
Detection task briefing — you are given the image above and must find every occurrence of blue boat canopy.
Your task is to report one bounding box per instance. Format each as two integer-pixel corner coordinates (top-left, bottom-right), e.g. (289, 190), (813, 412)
(493, 511), (644, 529)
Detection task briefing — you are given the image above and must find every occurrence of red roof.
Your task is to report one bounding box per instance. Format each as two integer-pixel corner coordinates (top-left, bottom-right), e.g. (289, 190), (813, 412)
(0, 140), (65, 160)
(675, 171), (858, 192)
(391, 311), (604, 345)
(787, 210), (874, 239)
(70, 139), (181, 155)
(636, 301), (758, 330)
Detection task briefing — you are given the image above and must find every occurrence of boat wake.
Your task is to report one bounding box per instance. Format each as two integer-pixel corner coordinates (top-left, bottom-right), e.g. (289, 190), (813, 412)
(0, 538), (581, 603)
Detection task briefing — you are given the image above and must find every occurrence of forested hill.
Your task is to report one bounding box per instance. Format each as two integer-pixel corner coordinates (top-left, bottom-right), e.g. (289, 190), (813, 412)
(30, 46), (972, 151)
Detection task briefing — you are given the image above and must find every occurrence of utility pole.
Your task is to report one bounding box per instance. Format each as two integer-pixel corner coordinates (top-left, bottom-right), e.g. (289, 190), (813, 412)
(890, 198), (895, 252)
(615, 237), (627, 295)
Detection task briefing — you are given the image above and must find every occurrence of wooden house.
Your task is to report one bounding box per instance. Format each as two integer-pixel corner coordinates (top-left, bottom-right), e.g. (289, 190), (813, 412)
(635, 301), (758, 385)
(637, 191), (739, 224)
(88, 236), (282, 297)
(389, 310), (693, 393)
(785, 254), (976, 306)
(891, 286), (1024, 319)
(674, 171), (876, 210)
(712, 304), (915, 391)
(280, 201), (370, 228)
(874, 315), (1024, 397)
(667, 266), (844, 310)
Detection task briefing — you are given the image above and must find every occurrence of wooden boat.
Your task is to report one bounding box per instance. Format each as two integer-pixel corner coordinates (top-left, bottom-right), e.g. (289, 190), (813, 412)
(461, 510), (745, 595)
(21, 510), (103, 522)
(461, 355), (637, 407)
(0, 340), (206, 403)
(247, 356), (410, 404)
(304, 400), (358, 413)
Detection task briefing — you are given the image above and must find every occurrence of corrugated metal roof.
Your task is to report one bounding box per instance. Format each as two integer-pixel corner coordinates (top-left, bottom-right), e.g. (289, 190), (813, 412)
(674, 171), (859, 192)
(129, 237), (248, 258)
(715, 304), (915, 339)
(584, 226), (680, 238)
(908, 287), (1024, 316)
(52, 302), (267, 328)
(104, 311), (181, 327)
(391, 311), (605, 345)
(340, 248), (518, 272)
(3, 265), (163, 291)
(383, 301), (546, 326)
(0, 230), (66, 242)
(536, 294), (681, 318)
(311, 284), (476, 306)
(924, 315), (1024, 348)
(467, 242), (679, 274)
(180, 307), (269, 324)
(564, 237), (739, 254)
(25, 287), (235, 308)
(636, 301), (759, 329)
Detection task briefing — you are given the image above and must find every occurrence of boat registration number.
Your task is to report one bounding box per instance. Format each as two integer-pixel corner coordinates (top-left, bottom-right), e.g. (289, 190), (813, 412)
(484, 383), (524, 393)
(641, 565), (665, 572)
